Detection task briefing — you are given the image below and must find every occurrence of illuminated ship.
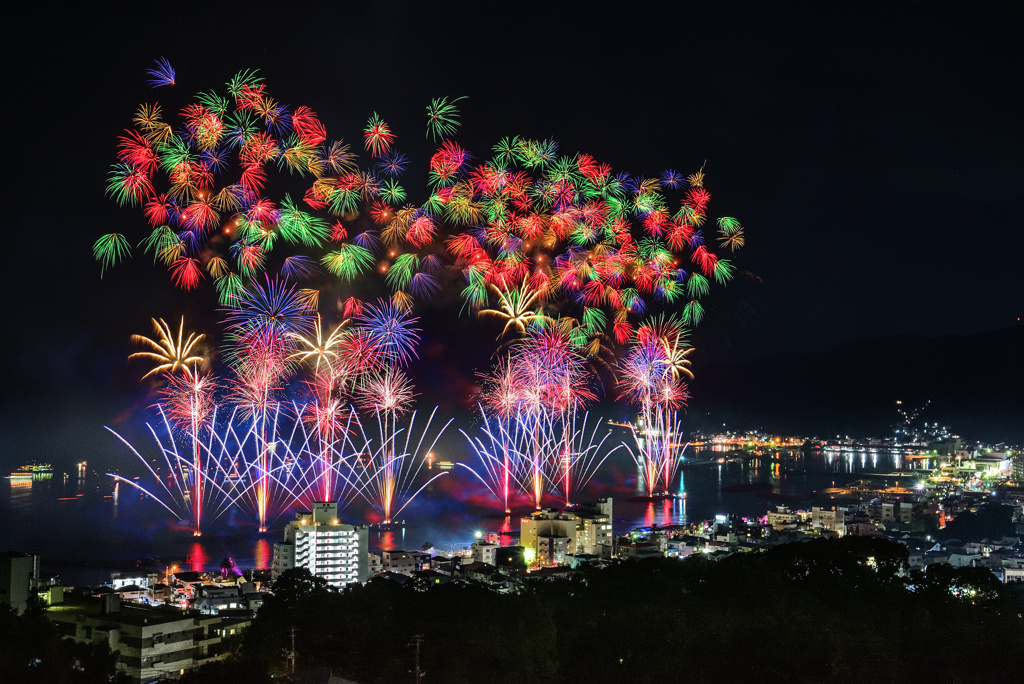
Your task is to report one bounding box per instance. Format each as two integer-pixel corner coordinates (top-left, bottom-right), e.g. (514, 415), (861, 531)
(8, 463), (54, 481)
(371, 520), (407, 531)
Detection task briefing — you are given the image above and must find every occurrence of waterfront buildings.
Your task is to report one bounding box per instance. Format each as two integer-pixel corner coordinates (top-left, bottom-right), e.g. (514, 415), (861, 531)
(471, 540), (500, 565)
(520, 498), (614, 565)
(271, 502), (369, 587)
(381, 549), (430, 576)
(810, 506), (847, 535)
(767, 505), (800, 531)
(617, 541), (664, 560)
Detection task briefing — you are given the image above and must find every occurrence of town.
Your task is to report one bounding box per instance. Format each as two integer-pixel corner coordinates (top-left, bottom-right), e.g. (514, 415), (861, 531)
(3, 433), (1022, 682)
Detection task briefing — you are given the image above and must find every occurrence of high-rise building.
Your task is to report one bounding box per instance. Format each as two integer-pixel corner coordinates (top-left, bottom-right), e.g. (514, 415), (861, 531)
(521, 509), (579, 565)
(574, 498), (614, 557)
(0, 551), (38, 613)
(272, 502), (368, 587)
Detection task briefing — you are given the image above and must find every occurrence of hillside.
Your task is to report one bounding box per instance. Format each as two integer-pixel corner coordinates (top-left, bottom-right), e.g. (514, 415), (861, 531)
(687, 326), (1024, 442)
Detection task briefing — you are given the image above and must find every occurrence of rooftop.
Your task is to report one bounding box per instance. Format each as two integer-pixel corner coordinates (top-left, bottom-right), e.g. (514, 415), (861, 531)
(47, 596), (193, 628)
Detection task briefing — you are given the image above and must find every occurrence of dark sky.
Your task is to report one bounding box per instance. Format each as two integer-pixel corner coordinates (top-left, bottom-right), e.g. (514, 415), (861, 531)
(2, 4), (1021, 468)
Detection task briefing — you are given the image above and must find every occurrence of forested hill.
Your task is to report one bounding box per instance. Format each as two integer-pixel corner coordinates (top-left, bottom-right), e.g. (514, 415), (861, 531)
(688, 326), (1024, 442)
(172, 537), (1024, 684)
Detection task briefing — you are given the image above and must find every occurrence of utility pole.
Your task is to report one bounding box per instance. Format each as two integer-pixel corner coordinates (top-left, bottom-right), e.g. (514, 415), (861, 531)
(287, 625), (297, 675)
(409, 633), (425, 683)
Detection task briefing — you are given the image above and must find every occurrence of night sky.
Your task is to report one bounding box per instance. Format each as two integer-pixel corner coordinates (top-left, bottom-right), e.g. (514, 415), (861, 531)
(2, 4), (1022, 471)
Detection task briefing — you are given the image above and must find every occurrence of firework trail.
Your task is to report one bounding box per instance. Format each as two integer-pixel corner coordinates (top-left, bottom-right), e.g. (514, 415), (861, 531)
(106, 398), (449, 532)
(550, 409), (613, 507)
(289, 315), (351, 502)
(467, 324), (604, 511)
(343, 407), (452, 525)
(105, 404), (243, 533)
(162, 371), (217, 534)
(459, 405), (544, 512)
(476, 359), (520, 512)
(617, 316), (692, 496)
(223, 277), (314, 530)
(460, 407), (611, 512)
(510, 326), (595, 508)
(126, 316), (215, 534)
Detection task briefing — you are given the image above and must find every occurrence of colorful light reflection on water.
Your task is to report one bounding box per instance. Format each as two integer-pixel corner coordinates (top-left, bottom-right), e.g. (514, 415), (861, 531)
(189, 541), (208, 572)
(253, 538), (272, 570)
(643, 497), (687, 528)
(1, 445), (920, 583)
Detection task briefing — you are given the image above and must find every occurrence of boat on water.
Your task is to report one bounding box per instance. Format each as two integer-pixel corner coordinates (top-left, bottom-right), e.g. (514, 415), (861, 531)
(371, 520), (407, 531)
(627, 492), (687, 503)
(8, 463), (54, 481)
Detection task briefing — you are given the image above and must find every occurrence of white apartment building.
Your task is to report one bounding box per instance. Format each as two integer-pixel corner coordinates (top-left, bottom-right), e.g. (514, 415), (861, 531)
(367, 552), (383, 576)
(0, 551), (38, 613)
(767, 505), (800, 530)
(381, 550), (430, 576)
(881, 501), (914, 525)
(521, 498), (614, 565)
(49, 594), (248, 681)
(810, 506), (847, 535)
(575, 498), (614, 556)
(471, 541), (500, 565)
(50, 595), (195, 681)
(272, 502), (368, 587)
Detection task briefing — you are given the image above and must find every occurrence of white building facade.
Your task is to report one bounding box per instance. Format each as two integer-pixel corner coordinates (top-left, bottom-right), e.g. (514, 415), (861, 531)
(471, 541), (500, 566)
(272, 502), (368, 587)
(521, 498), (614, 565)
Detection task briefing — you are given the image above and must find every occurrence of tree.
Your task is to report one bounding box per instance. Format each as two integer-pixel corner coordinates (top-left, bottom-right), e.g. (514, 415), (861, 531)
(941, 502), (1013, 541)
(268, 567), (335, 607)
(495, 545), (527, 573)
(915, 563), (1010, 606)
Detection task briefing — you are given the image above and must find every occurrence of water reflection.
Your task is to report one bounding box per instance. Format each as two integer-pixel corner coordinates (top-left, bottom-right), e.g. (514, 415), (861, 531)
(7, 479), (33, 513)
(642, 497), (687, 528)
(1, 445), (923, 582)
(188, 541), (207, 572)
(498, 516), (515, 546)
(253, 538), (271, 570)
(375, 527), (406, 551)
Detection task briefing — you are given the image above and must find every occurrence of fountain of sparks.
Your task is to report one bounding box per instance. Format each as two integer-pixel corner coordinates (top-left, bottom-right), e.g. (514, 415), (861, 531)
(344, 407), (452, 527)
(105, 399), (450, 533)
(616, 316), (693, 499)
(460, 407), (612, 513)
(615, 411), (690, 498)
